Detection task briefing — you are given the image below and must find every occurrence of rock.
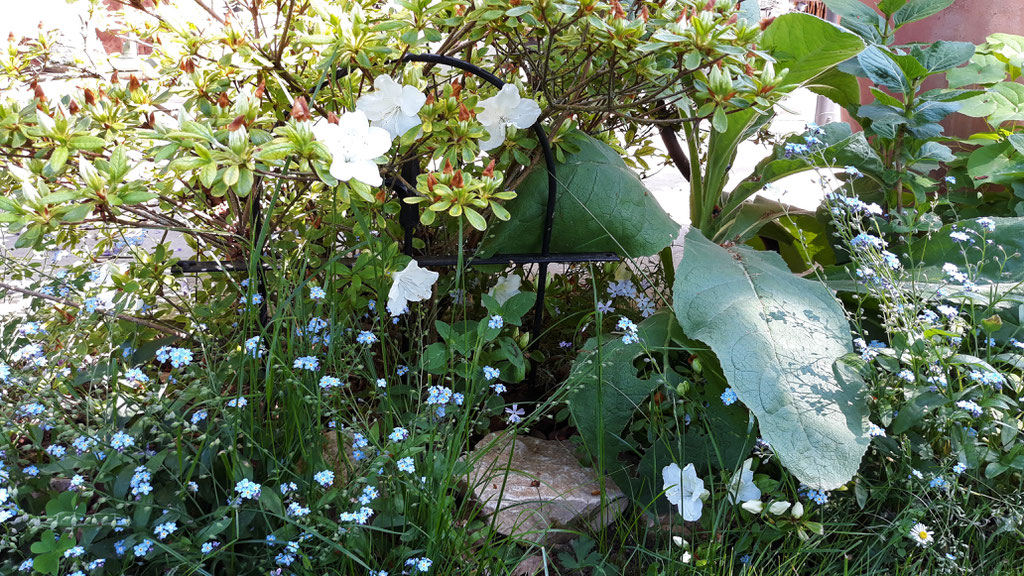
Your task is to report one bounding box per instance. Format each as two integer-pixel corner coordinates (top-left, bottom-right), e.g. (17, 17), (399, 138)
(511, 555), (546, 576)
(467, 432), (627, 545)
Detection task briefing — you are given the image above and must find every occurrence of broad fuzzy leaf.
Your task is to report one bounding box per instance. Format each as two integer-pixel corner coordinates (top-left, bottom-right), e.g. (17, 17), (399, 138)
(480, 133), (679, 258)
(673, 229), (870, 490)
(959, 82), (1024, 126)
(913, 216), (1024, 284)
(566, 312), (676, 481)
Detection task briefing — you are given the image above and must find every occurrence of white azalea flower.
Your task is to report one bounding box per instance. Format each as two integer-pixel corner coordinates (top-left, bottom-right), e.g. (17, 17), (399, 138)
(312, 110), (392, 186)
(356, 75), (426, 140)
(476, 84), (541, 152)
(35, 110), (56, 134)
(487, 273), (522, 305)
(726, 458), (761, 504)
(9, 165), (40, 204)
(387, 259), (439, 316)
(662, 462), (709, 522)
(768, 501), (791, 515)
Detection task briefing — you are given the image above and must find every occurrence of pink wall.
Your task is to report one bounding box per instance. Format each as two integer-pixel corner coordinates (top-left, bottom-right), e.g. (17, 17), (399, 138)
(844, 0), (1024, 137)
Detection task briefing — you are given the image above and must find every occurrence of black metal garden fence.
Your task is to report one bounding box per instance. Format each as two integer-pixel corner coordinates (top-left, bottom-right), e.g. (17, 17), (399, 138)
(173, 54), (620, 346)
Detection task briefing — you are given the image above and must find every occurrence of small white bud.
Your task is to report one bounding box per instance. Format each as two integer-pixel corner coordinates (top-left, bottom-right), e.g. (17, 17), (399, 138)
(791, 501), (804, 519)
(741, 500), (764, 514)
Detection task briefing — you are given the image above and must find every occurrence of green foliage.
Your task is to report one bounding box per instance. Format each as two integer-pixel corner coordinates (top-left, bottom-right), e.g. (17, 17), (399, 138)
(673, 229), (870, 490)
(912, 217), (1024, 283)
(822, 0), (886, 43)
(566, 311), (678, 491)
(689, 12), (865, 237)
(718, 122), (883, 243)
(761, 13), (866, 86)
(480, 133), (679, 258)
(891, 0), (955, 29)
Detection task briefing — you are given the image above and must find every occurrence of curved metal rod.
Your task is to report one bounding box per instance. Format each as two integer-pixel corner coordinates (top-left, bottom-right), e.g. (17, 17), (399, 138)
(400, 53), (559, 348)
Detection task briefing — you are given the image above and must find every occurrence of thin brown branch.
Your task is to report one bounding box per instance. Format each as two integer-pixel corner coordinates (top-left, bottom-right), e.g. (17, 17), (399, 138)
(192, 0), (226, 24)
(0, 281), (187, 339)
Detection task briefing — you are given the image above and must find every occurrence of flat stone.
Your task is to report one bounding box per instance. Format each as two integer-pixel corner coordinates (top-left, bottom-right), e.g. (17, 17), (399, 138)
(467, 432), (627, 545)
(511, 555), (546, 576)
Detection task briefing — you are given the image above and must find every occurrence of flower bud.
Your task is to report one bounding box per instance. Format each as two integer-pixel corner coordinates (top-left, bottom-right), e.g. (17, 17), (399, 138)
(768, 501), (791, 515)
(291, 97), (311, 122)
(982, 314), (1003, 334)
(79, 158), (104, 190)
(791, 501), (804, 519)
(228, 125), (248, 153)
(676, 380), (691, 396)
(741, 500), (763, 514)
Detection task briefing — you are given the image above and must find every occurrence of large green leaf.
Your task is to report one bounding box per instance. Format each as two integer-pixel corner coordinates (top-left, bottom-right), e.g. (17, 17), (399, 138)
(822, 0), (884, 42)
(878, 0), (908, 17)
(893, 0), (954, 29)
(762, 13), (866, 86)
(912, 217), (1024, 284)
(911, 41), (975, 75)
(858, 46), (911, 95)
(967, 141), (1024, 187)
(479, 133), (679, 258)
(946, 54), (1009, 88)
(806, 68), (863, 111)
(718, 196), (813, 244)
(987, 33), (1024, 70)
(672, 229), (870, 490)
(565, 312), (676, 484)
(958, 82), (1024, 126)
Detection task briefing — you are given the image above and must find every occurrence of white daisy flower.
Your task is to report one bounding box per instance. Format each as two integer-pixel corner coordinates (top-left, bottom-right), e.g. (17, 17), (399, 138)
(909, 522), (934, 547)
